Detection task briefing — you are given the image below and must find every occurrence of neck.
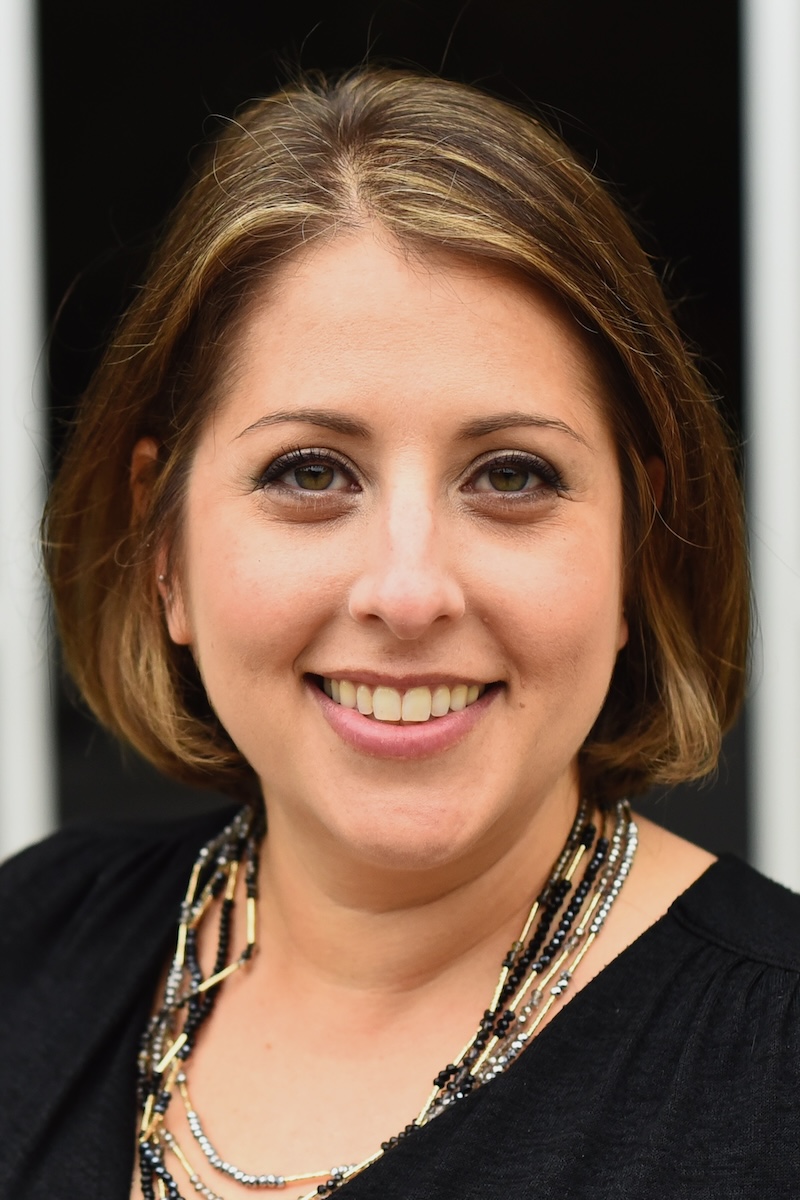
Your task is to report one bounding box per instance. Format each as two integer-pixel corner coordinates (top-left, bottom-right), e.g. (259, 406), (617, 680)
(254, 782), (580, 998)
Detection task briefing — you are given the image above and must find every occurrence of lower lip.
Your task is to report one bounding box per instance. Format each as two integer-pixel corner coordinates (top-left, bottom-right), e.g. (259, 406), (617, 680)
(308, 681), (500, 759)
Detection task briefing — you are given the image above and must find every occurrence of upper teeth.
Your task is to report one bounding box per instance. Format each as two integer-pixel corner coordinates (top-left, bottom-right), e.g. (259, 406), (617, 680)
(321, 678), (485, 722)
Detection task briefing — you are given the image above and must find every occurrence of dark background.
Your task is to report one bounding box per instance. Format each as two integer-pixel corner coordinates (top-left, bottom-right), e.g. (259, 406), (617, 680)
(39, 0), (747, 855)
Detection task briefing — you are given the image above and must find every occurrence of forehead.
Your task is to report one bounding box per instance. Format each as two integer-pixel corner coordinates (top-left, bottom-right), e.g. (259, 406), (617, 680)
(213, 228), (614, 448)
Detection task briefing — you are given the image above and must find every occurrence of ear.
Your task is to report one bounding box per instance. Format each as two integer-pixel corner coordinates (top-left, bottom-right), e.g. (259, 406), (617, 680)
(130, 437), (193, 647)
(644, 455), (666, 510)
(130, 437), (160, 520)
(156, 553), (193, 648)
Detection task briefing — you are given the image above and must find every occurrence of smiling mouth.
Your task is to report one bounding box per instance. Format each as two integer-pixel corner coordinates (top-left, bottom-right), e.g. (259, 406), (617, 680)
(309, 675), (500, 724)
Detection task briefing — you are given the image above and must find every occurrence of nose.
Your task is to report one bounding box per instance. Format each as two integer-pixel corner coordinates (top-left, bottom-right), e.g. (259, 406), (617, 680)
(347, 488), (466, 640)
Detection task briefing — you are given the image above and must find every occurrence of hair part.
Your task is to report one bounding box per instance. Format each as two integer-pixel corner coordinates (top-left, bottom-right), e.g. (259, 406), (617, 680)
(43, 67), (749, 802)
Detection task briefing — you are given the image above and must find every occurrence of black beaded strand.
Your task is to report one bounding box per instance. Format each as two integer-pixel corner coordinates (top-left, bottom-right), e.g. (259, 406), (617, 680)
(137, 800), (636, 1200)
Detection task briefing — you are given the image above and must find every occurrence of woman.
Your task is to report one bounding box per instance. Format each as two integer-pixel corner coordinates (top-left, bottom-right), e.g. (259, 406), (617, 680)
(1, 68), (798, 1199)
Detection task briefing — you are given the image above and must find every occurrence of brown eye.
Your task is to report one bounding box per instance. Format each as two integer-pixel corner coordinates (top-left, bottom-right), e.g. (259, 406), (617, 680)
(487, 466), (531, 492)
(258, 449), (358, 494)
(293, 463), (335, 490)
(467, 452), (562, 498)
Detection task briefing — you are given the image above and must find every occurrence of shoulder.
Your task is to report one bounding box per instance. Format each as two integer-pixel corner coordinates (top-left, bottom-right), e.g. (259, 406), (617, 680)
(0, 807), (240, 1195)
(669, 854), (800, 971)
(0, 805), (240, 971)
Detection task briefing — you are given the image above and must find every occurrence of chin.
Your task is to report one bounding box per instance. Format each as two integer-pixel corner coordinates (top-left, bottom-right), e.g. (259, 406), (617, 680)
(328, 807), (482, 874)
(349, 836), (469, 874)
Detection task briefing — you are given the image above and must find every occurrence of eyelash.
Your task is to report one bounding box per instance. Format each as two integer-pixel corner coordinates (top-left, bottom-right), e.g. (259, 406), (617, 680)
(466, 450), (564, 496)
(256, 447), (565, 498)
(257, 447), (357, 490)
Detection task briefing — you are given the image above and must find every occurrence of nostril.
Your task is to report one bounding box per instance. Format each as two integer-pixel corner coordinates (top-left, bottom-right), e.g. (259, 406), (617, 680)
(346, 558), (466, 638)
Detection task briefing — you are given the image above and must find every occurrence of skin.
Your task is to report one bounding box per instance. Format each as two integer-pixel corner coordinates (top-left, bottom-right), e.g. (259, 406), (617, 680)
(130, 229), (713, 1198)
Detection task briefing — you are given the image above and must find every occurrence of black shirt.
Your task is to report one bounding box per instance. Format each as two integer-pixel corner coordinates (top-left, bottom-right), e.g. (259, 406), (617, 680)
(1, 809), (799, 1199)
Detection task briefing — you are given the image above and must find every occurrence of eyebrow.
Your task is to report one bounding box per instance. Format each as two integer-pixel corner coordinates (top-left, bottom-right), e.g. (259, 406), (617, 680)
(237, 406), (590, 448)
(237, 408), (371, 439)
(455, 411), (590, 448)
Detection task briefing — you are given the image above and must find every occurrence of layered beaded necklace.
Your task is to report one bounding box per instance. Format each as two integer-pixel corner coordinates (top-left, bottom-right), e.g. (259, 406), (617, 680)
(137, 797), (638, 1200)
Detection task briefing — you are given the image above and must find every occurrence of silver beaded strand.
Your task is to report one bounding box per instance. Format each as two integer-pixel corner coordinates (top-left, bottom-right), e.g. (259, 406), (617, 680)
(178, 1073), (354, 1190)
(137, 798), (637, 1200)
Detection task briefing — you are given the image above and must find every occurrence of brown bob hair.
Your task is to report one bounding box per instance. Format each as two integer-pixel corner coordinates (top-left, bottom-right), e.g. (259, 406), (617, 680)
(44, 68), (749, 803)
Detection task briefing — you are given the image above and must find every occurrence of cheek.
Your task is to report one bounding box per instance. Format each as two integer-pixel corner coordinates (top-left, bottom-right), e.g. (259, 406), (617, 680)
(478, 525), (626, 685)
(177, 514), (346, 679)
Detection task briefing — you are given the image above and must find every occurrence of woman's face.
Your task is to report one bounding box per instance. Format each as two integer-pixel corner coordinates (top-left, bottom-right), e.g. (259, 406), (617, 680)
(164, 230), (628, 871)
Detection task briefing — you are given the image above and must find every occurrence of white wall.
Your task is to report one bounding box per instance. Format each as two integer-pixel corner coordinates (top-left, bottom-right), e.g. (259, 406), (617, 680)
(0, 0), (55, 858)
(743, 0), (800, 889)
